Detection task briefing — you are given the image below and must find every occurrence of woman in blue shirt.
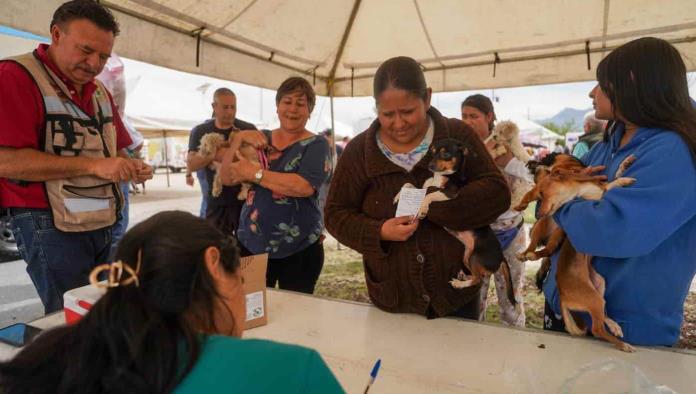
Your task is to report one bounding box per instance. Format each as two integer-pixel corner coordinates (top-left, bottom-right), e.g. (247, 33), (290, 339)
(542, 37), (696, 346)
(222, 77), (331, 294)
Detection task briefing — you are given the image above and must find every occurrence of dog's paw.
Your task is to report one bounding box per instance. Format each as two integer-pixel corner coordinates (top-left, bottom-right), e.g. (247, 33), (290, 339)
(450, 277), (475, 289)
(513, 204), (527, 212)
(621, 154), (637, 169)
(605, 318), (624, 338)
(617, 342), (636, 353)
(517, 251), (537, 261)
(619, 177), (636, 186)
(456, 270), (467, 280)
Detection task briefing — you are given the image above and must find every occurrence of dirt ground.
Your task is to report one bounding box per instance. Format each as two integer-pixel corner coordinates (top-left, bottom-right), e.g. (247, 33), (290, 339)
(316, 243), (696, 350)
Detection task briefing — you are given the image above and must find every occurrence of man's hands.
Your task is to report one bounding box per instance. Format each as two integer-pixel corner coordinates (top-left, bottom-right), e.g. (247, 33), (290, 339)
(92, 158), (153, 183)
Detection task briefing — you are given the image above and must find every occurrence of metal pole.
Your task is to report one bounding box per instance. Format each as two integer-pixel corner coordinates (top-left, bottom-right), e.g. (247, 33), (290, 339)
(162, 130), (171, 187)
(329, 80), (337, 167)
(328, 80), (341, 251)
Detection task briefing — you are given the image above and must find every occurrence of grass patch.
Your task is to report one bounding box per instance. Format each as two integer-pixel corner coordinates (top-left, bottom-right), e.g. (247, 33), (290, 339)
(315, 246), (369, 303)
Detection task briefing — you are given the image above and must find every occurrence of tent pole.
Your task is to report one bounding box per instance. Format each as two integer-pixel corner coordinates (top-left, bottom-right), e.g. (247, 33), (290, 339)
(329, 80), (337, 167)
(163, 130), (171, 187)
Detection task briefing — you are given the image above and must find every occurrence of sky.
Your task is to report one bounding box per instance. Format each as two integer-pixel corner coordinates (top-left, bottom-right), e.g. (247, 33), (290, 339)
(120, 55), (600, 136)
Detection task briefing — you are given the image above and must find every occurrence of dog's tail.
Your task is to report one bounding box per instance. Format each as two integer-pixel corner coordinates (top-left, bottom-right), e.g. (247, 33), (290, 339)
(500, 259), (517, 306)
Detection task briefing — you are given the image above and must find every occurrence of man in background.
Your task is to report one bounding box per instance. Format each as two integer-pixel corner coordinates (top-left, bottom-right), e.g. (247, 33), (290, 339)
(186, 88), (256, 235)
(572, 110), (607, 159)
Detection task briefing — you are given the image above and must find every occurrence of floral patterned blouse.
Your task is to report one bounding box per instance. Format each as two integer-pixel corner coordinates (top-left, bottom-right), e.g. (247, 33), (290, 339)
(376, 117), (433, 172)
(237, 131), (331, 259)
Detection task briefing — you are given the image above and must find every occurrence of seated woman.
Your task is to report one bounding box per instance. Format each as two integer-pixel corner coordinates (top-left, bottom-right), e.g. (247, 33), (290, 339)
(324, 56), (510, 319)
(0, 211), (344, 393)
(542, 37), (696, 346)
(221, 77), (331, 295)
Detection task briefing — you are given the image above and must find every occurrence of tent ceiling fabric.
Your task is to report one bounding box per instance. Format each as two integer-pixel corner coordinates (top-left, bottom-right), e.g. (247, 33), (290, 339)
(3, 0), (696, 97)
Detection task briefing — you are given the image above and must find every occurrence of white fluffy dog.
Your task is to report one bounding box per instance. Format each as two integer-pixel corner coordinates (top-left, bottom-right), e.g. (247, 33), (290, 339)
(485, 121), (533, 208)
(197, 133), (226, 198)
(486, 120), (531, 164)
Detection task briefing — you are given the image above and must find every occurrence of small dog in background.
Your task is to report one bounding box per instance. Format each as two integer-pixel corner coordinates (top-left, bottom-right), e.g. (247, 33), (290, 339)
(486, 120), (533, 209)
(198, 133), (226, 198)
(197, 133), (262, 200)
(486, 120), (531, 163)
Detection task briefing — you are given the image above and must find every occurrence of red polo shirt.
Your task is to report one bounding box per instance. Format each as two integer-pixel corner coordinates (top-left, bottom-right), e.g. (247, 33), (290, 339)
(0, 44), (131, 208)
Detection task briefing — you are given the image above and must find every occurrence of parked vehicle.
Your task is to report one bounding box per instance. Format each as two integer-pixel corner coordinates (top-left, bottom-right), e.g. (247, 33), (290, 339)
(0, 209), (19, 262)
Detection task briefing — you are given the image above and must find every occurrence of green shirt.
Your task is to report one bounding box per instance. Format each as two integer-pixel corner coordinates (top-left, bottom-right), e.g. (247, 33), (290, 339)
(175, 335), (345, 394)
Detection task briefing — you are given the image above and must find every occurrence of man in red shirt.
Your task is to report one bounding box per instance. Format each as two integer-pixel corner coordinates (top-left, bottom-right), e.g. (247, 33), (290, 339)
(0, 0), (152, 313)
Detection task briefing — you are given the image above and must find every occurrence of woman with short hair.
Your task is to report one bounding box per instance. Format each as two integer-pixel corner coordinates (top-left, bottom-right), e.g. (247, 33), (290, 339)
(222, 77), (331, 294)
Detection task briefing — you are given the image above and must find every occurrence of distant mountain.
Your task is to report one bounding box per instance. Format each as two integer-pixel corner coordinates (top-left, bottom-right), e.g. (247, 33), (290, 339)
(536, 107), (591, 132)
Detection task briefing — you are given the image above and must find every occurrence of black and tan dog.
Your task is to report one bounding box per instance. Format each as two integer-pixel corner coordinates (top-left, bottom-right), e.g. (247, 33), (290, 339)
(394, 138), (517, 307)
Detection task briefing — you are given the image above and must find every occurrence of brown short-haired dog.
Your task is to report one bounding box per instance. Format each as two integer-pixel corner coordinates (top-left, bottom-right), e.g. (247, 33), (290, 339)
(515, 153), (637, 352)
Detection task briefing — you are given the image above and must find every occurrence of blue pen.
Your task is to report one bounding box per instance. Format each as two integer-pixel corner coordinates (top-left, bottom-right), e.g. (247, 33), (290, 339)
(363, 359), (381, 394)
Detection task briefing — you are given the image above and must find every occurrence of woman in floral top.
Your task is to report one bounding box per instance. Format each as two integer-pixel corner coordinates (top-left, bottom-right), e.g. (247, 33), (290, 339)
(220, 77), (331, 294)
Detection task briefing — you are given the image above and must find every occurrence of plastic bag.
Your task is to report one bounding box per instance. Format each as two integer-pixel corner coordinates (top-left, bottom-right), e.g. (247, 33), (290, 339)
(96, 54), (126, 116)
(561, 359), (677, 394)
(96, 54), (143, 151)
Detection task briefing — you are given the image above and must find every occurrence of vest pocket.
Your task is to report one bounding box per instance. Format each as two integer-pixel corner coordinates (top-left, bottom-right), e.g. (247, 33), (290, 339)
(50, 182), (119, 231)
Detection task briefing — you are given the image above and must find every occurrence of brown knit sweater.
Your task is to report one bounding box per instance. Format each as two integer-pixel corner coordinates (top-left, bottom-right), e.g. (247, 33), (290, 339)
(325, 107), (510, 317)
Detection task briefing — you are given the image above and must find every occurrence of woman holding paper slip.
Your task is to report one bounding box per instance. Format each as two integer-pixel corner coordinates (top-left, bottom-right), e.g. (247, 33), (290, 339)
(0, 211), (343, 393)
(325, 57), (510, 319)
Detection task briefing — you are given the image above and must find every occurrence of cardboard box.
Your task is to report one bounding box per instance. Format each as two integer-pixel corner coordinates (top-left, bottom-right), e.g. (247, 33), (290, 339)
(64, 253), (269, 330)
(240, 253), (269, 329)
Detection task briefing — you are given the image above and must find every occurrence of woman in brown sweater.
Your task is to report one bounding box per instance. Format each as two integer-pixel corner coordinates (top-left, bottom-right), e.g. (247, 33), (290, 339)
(325, 57), (510, 318)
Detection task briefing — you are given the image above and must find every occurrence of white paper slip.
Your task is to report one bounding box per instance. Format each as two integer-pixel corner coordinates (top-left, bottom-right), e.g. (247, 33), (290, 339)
(64, 198), (110, 213)
(245, 291), (265, 321)
(395, 187), (427, 218)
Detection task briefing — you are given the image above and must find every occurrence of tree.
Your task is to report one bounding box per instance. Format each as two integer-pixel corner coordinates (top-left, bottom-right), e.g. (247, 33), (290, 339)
(541, 119), (578, 136)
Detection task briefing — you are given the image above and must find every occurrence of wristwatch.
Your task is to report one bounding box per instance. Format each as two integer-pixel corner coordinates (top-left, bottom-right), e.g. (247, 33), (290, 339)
(254, 169), (264, 184)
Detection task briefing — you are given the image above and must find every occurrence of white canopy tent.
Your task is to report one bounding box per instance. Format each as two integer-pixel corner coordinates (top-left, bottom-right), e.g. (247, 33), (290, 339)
(510, 117), (562, 149)
(3, 0), (696, 98)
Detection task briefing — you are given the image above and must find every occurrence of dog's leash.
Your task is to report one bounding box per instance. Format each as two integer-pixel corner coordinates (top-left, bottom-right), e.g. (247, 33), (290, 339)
(257, 148), (269, 170)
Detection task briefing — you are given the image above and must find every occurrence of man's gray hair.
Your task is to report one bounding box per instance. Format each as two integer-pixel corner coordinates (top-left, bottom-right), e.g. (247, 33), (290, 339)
(583, 111), (607, 134)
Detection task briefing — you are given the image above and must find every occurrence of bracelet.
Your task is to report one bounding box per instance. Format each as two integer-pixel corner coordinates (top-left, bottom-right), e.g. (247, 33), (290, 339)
(186, 173), (193, 177)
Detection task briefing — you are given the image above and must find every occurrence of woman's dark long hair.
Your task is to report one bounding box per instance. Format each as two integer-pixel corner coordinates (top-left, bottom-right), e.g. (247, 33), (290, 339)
(597, 37), (696, 160)
(373, 56), (428, 101)
(0, 211), (241, 394)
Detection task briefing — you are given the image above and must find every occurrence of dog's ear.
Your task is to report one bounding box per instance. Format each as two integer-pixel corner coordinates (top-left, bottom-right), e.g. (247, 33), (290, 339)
(526, 160), (541, 175)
